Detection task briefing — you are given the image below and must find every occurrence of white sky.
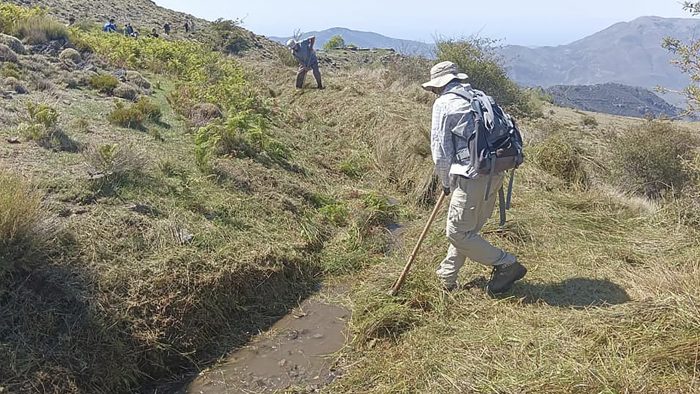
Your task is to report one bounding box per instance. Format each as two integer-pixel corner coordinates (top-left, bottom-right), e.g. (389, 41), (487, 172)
(154, 0), (692, 46)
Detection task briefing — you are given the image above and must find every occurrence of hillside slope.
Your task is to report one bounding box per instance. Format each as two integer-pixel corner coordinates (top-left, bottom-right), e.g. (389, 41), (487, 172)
(0, 4), (698, 394)
(501, 16), (696, 91)
(546, 83), (681, 118)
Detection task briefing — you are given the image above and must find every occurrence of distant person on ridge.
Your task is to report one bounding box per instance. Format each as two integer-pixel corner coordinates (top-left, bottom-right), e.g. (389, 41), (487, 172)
(103, 18), (117, 33)
(163, 23), (171, 35)
(184, 20), (190, 33)
(423, 61), (527, 294)
(287, 37), (324, 90)
(149, 28), (159, 38)
(124, 23), (134, 37)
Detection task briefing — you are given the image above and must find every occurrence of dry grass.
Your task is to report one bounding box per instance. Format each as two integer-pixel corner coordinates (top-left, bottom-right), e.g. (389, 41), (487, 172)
(0, 5), (698, 393)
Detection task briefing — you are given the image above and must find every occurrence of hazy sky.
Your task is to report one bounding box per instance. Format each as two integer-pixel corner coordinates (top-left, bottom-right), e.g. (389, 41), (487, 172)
(154, 0), (692, 46)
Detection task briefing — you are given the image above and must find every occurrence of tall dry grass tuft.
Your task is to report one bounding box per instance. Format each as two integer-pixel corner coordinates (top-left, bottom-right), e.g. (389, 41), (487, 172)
(0, 172), (46, 273)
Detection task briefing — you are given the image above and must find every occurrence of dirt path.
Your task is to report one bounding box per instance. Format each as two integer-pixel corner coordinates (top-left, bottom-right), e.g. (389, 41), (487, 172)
(179, 297), (350, 393)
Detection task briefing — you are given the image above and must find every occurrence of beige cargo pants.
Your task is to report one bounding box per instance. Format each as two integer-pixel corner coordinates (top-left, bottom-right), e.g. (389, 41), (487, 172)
(436, 174), (517, 288)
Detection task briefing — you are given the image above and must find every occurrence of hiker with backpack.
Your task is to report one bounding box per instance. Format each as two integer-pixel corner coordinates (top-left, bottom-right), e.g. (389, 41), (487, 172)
(422, 61), (527, 294)
(287, 37), (324, 89)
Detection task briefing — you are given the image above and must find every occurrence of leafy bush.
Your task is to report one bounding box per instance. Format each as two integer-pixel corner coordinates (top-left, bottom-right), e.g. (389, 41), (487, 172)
(210, 18), (250, 54)
(0, 172), (44, 272)
(133, 96), (162, 121)
(195, 112), (288, 169)
(362, 192), (399, 226)
(530, 133), (589, 187)
(1, 62), (21, 79)
(324, 35), (345, 50)
(108, 102), (145, 129)
(90, 74), (119, 94)
(319, 203), (350, 227)
(0, 4), (43, 36)
(27, 101), (58, 128)
(14, 15), (69, 44)
(436, 38), (531, 115)
(59, 48), (81, 63)
(612, 120), (698, 198)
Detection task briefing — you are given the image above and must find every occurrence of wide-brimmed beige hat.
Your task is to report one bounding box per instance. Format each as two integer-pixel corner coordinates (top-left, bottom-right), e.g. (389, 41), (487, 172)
(286, 39), (297, 49)
(422, 61), (468, 90)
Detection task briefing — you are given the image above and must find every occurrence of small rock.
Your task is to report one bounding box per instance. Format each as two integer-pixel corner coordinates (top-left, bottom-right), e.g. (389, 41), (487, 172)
(278, 359), (287, 367)
(6, 136), (20, 144)
(175, 228), (194, 244)
(312, 333), (324, 339)
(59, 48), (82, 64)
(128, 203), (154, 215)
(286, 330), (299, 340)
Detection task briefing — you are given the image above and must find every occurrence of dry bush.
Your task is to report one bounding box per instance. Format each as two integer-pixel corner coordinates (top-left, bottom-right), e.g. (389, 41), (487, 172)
(133, 96), (162, 121)
(383, 55), (431, 87)
(189, 102), (223, 127)
(83, 143), (145, 180)
(613, 120), (698, 198)
(14, 15), (69, 44)
(275, 45), (298, 67)
(0, 43), (18, 63)
(0, 172), (45, 273)
(89, 74), (119, 94)
(4, 76), (28, 93)
(530, 132), (589, 187)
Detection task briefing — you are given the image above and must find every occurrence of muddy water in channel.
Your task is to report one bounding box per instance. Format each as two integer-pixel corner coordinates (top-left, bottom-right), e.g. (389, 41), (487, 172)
(181, 299), (350, 393)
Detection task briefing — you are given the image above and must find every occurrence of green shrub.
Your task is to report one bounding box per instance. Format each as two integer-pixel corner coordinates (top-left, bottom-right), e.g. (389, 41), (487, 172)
(0, 172), (44, 272)
(613, 121), (698, 198)
(530, 133), (589, 187)
(1, 62), (21, 79)
(27, 102), (58, 128)
(14, 15), (69, 44)
(436, 38), (531, 115)
(59, 48), (81, 63)
(194, 112), (288, 169)
(90, 74), (119, 94)
(319, 203), (350, 227)
(324, 35), (345, 50)
(362, 193), (399, 226)
(19, 104), (79, 152)
(133, 96), (162, 121)
(210, 18), (251, 54)
(0, 4), (44, 36)
(108, 102), (145, 129)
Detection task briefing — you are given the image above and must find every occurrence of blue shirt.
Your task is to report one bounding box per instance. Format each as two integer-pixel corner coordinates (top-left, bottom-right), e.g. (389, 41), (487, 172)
(292, 38), (318, 68)
(103, 23), (117, 33)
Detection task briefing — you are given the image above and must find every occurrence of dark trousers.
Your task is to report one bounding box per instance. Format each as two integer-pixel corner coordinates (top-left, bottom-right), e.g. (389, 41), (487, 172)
(296, 62), (323, 89)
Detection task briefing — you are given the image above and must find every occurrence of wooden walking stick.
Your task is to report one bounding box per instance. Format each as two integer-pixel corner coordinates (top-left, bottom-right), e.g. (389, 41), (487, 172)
(388, 190), (447, 296)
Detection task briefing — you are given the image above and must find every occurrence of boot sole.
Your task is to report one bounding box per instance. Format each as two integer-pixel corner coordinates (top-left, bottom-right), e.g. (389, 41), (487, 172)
(487, 265), (527, 294)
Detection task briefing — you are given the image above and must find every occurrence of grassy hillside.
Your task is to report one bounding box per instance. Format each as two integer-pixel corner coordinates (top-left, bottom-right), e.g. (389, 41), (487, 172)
(0, 3), (698, 393)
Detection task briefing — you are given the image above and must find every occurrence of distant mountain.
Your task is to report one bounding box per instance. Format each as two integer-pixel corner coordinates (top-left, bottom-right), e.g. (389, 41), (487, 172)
(269, 27), (434, 57)
(546, 83), (681, 118)
(500, 16), (696, 95)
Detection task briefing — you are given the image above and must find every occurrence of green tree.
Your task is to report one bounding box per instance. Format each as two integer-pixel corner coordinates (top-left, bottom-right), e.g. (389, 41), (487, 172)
(436, 37), (529, 114)
(324, 35), (345, 50)
(663, 2), (700, 113)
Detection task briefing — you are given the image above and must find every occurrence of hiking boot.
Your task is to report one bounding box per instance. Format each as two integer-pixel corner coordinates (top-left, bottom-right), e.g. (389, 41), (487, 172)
(487, 261), (527, 294)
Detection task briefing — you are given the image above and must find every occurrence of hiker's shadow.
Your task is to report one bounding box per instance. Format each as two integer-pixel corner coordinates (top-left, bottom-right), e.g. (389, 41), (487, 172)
(467, 277), (631, 308)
